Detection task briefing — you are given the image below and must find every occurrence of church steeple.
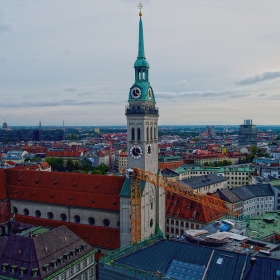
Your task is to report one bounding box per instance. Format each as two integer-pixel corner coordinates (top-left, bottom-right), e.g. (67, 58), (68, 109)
(128, 3), (155, 102)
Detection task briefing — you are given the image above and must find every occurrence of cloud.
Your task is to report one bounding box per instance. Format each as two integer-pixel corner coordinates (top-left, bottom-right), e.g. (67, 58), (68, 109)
(156, 90), (250, 100)
(258, 93), (266, 97)
(64, 87), (77, 92)
(236, 71), (280, 85)
(175, 80), (190, 88)
(0, 99), (121, 108)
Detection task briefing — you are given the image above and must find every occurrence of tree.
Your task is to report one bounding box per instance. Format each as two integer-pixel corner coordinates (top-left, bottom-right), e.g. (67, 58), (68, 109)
(46, 157), (64, 171)
(251, 145), (258, 156)
(66, 159), (75, 172)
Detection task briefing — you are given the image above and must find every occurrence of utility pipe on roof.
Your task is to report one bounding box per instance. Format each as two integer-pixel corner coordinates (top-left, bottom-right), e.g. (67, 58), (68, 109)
(201, 249), (215, 280)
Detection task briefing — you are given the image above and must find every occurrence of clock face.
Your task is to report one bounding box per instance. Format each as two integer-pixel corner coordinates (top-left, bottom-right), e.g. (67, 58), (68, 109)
(147, 144), (152, 156)
(148, 88), (152, 99)
(130, 144), (143, 159)
(131, 87), (142, 99)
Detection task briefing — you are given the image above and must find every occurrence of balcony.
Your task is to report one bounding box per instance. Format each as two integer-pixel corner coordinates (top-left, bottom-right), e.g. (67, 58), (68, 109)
(125, 105), (159, 116)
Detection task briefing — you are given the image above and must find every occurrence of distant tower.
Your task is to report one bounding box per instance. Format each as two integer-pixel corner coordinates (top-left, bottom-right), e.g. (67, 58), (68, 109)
(238, 119), (257, 146)
(3, 119), (8, 130)
(39, 120), (42, 130)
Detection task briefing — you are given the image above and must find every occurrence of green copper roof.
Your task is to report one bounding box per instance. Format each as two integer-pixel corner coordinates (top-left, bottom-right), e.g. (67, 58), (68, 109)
(134, 18), (149, 68)
(176, 165), (254, 174)
(120, 177), (146, 198)
(138, 18), (145, 59)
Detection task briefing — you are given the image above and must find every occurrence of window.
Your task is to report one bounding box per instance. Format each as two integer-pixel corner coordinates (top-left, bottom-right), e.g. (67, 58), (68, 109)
(70, 268), (74, 276)
(74, 215), (80, 223)
(154, 127), (156, 139)
(150, 219), (153, 228)
(137, 128), (141, 140)
(83, 259), (87, 267)
(89, 255), (94, 263)
(60, 213), (67, 222)
(35, 210), (41, 218)
(32, 268), (38, 277)
(84, 272), (88, 280)
(151, 202), (153, 210)
(90, 269), (93, 277)
(13, 207), (18, 214)
(88, 217), (95, 225)
(131, 128), (135, 140)
(103, 219), (110, 227)
(76, 263), (80, 272)
(47, 212), (54, 220)
(150, 127), (153, 140)
(23, 208), (29, 216)
(147, 127), (149, 140)
(62, 272), (66, 280)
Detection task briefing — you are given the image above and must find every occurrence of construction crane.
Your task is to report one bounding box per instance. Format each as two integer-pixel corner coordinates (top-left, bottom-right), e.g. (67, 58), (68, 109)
(124, 167), (238, 244)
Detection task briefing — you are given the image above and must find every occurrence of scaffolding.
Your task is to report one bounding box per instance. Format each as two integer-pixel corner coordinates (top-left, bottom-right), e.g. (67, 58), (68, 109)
(130, 178), (142, 244)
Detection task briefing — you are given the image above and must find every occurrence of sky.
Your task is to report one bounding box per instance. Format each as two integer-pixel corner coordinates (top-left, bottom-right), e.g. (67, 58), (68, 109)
(0, 0), (280, 126)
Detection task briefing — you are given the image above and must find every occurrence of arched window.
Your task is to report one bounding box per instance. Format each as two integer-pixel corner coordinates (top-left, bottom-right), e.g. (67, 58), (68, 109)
(147, 127), (149, 140)
(47, 212), (54, 220)
(131, 128), (135, 140)
(138, 72), (141, 81)
(103, 219), (110, 227)
(88, 217), (95, 225)
(35, 210), (41, 218)
(150, 219), (153, 228)
(143, 72), (145, 80)
(60, 213), (67, 222)
(23, 208), (29, 216)
(13, 207), (18, 214)
(154, 127), (157, 139)
(150, 127), (153, 140)
(137, 128), (141, 140)
(74, 215), (80, 223)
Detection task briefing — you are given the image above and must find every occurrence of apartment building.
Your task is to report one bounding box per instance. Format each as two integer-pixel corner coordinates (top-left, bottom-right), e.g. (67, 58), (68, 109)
(176, 165), (255, 188)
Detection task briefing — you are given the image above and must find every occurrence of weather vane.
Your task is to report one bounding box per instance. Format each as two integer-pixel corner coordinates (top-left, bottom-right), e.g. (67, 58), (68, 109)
(138, 2), (143, 17)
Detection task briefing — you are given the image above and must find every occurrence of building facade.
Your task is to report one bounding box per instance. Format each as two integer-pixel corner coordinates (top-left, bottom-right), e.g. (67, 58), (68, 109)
(238, 119), (257, 146)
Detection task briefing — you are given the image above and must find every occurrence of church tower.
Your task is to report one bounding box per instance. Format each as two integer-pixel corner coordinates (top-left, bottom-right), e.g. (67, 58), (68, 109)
(120, 4), (165, 246)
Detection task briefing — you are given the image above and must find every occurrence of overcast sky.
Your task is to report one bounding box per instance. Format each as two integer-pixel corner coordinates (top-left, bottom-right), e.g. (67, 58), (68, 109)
(0, 0), (280, 126)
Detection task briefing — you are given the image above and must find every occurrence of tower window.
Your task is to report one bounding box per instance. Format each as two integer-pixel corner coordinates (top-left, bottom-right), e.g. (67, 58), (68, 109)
(143, 72), (145, 80)
(138, 72), (141, 81)
(147, 127), (149, 140)
(150, 127), (153, 140)
(131, 128), (135, 140)
(137, 128), (141, 140)
(154, 127), (157, 139)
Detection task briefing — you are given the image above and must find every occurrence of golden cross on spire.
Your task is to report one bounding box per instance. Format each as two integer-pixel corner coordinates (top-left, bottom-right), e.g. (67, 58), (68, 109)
(138, 2), (143, 17)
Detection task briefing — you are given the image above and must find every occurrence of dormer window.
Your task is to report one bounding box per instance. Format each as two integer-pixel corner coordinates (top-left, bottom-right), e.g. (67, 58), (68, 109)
(82, 244), (88, 251)
(76, 246), (81, 254)
(32, 268), (39, 277)
(50, 260), (57, 268)
(2, 263), (9, 272)
(70, 250), (76, 257)
(58, 256), (64, 264)
(64, 253), (70, 261)
(43, 264), (50, 272)
(20, 267), (27, 275)
(11, 265), (18, 274)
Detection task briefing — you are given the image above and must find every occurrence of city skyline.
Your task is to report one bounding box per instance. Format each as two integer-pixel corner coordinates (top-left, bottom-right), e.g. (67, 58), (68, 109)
(0, 0), (280, 126)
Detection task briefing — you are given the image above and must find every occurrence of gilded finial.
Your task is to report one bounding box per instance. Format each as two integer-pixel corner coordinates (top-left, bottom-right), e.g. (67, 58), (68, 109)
(138, 2), (143, 17)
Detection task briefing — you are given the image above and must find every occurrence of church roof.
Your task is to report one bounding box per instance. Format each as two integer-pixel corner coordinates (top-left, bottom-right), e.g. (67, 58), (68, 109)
(6, 169), (125, 211)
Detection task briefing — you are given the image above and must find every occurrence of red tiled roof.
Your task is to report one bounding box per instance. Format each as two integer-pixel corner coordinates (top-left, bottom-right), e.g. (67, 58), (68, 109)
(0, 169), (7, 200)
(6, 170), (125, 211)
(46, 151), (81, 157)
(166, 193), (227, 223)
(15, 215), (120, 249)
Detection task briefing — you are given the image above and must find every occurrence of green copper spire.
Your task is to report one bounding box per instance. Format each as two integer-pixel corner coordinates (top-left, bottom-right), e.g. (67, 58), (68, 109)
(138, 17), (145, 59)
(134, 8), (149, 69)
